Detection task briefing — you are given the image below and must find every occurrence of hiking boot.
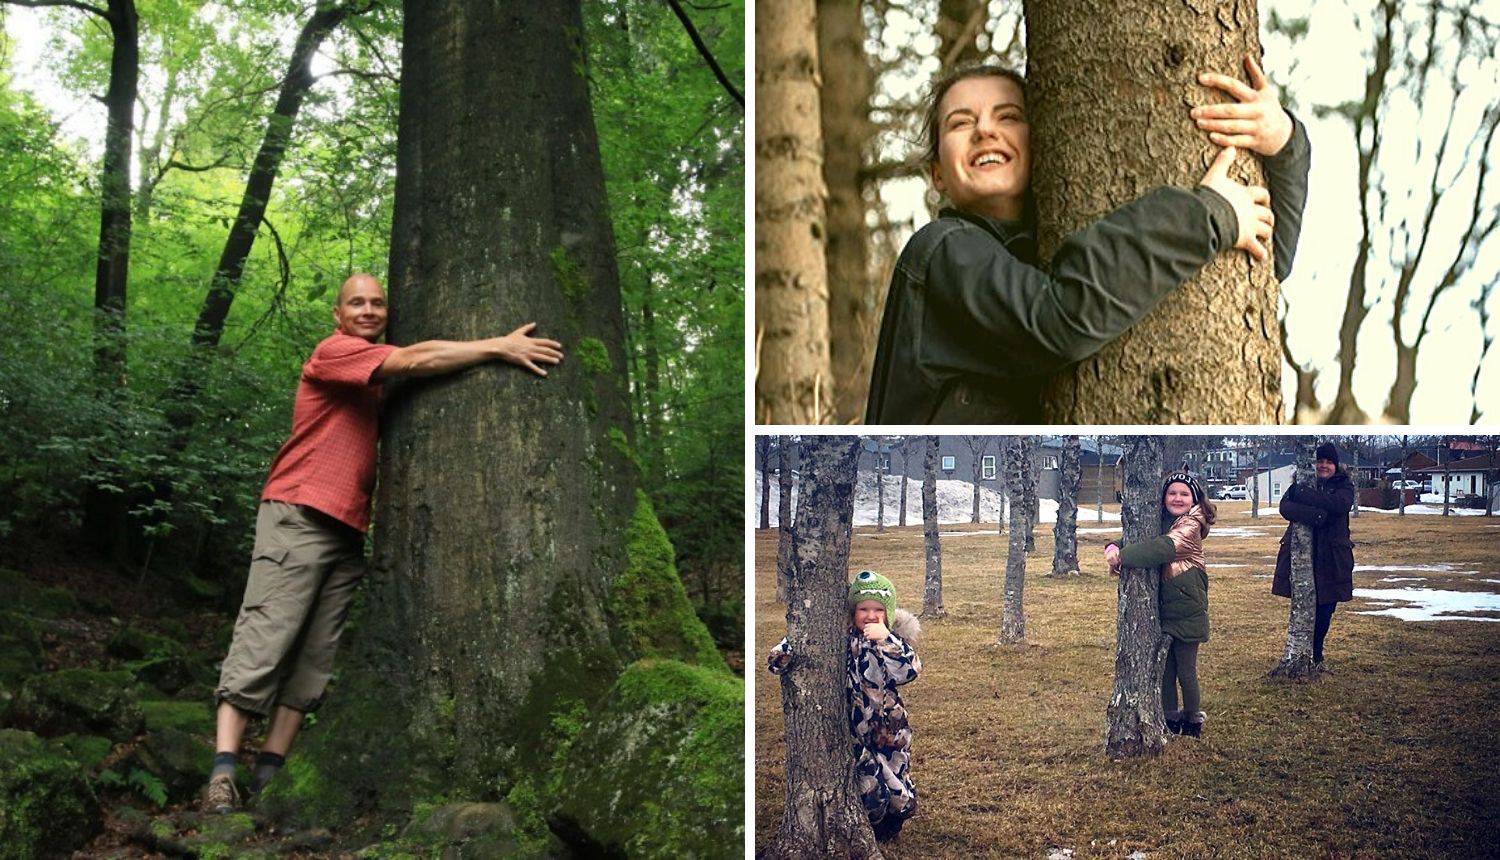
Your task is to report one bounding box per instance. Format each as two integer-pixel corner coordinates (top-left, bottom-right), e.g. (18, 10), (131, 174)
(202, 773), (241, 814)
(872, 814), (905, 842)
(1182, 711), (1206, 738)
(1164, 709), (1184, 735)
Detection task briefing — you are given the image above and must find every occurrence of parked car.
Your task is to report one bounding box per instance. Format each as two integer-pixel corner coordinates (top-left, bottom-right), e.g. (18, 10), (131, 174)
(1391, 480), (1422, 490)
(1217, 486), (1249, 500)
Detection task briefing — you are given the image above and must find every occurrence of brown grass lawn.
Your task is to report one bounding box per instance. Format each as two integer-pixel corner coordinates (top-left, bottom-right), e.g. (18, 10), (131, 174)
(753, 504), (1500, 858)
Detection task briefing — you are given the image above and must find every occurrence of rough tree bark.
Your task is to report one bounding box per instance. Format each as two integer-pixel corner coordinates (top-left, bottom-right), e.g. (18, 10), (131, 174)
(1250, 437), (1262, 518)
(777, 435), (797, 603)
(896, 437), (912, 527)
(1029, 0), (1283, 423)
(1350, 439), (1361, 519)
(966, 435), (988, 523)
(921, 435), (944, 619)
(817, 0), (875, 422)
(999, 436), (1029, 642)
(756, 0), (831, 423)
(1106, 436), (1169, 758)
(1022, 436), (1037, 554)
(766, 436), (881, 859)
(760, 435), (773, 529)
(1442, 438), (1451, 516)
(1399, 435), (1409, 517)
(875, 437), (886, 532)
(1052, 435), (1081, 576)
(1270, 438), (1318, 680)
(1096, 435), (1106, 522)
(319, 2), (725, 835)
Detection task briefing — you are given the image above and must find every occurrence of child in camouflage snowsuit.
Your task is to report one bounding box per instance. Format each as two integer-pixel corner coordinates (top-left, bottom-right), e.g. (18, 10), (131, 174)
(768, 570), (922, 841)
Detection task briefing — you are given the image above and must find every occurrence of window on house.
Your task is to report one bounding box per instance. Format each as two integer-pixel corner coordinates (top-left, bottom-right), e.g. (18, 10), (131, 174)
(982, 455), (996, 480)
(1043, 455), (1059, 470)
(941, 455), (956, 472)
(1272, 482), (1281, 498)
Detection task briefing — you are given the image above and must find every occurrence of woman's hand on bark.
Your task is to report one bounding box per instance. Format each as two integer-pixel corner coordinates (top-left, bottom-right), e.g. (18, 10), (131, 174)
(1193, 53), (1294, 157)
(1199, 146), (1274, 263)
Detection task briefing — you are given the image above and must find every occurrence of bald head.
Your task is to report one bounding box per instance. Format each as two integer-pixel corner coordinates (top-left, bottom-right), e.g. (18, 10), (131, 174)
(333, 273), (389, 341)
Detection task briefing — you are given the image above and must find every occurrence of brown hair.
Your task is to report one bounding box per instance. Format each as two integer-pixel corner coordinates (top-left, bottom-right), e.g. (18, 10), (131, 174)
(919, 65), (1028, 168)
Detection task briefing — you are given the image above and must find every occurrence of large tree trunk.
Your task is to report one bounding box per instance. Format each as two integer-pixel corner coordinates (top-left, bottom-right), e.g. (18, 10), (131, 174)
(778, 436), (797, 602)
(1105, 436), (1169, 758)
(1052, 435), (1081, 577)
(921, 435), (944, 619)
(766, 436), (881, 859)
(999, 437), (1029, 643)
(817, 0), (875, 423)
(324, 2), (724, 829)
(1029, 0), (1282, 424)
(755, 0), (831, 423)
(1270, 439), (1318, 680)
(760, 436), (773, 529)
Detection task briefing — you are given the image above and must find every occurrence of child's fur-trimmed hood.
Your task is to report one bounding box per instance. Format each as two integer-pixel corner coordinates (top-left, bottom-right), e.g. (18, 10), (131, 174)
(891, 608), (921, 649)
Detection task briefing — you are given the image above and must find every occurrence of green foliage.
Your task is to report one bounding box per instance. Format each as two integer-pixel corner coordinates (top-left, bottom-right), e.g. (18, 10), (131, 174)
(98, 766), (169, 807)
(574, 336), (612, 374)
(0, 729), (102, 855)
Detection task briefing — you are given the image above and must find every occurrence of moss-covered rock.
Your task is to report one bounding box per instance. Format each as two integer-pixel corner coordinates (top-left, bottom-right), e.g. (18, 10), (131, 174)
(52, 733), (113, 771)
(554, 660), (743, 858)
(10, 668), (143, 741)
(610, 491), (727, 673)
(140, 699), (208, 734)
(106, 626), (183, 661)
(132, 727), (212, 802)
(0, 568), (76, 619)
(408, 801), (523, 856)
(0, 611), (44, 689)
(0, 728), (103, 856)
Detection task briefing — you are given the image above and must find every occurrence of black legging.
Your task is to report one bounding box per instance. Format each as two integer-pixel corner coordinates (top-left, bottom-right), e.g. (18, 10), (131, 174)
(1313, 602), (1336, 663)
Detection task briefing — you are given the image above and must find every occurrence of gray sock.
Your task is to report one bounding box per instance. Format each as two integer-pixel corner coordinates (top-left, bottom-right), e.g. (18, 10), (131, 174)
(211, 752), (237, 782)
(251, 751), (285, 793)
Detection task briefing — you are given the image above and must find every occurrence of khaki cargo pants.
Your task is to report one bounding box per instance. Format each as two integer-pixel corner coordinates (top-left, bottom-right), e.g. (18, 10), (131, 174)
(215, 500), (366, 716)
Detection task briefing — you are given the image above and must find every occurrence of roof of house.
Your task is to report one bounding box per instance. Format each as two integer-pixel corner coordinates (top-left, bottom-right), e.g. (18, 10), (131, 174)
(1411, 453), (1500, 473)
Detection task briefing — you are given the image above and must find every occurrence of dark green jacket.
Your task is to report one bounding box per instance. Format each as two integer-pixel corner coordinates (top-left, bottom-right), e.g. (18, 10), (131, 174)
(1114, 531), (1210, 644)
(865, 116), (1312, 424)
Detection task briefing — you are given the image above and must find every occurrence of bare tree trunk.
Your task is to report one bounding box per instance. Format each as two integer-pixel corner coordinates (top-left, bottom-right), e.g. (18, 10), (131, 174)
(760, 436), (773, 529)
(767, 436), (882, 859)
(897, 439), (910, 527)
(875, 438), (886, 532)
(1000, 437), (1029, 642)
(1351, 439), (1361, 519)
(1023, 438), (1037, 553)
(936, 0), (985, 70)
(778, 436), (797, 602)
(921, 435), (944, 619)
(817, 0), (875, 422)
(1271, 439), (1319, 680)
(1489, 436), (1497, 517)
(1442, 437), (1451, 516)
(1251, 438), (1262, 518)
(965, 436), (987, 523)
(1052, 435), (1080, 577)
(1399, 435), (1409, 516)
(1106, 436), (1169, 758)
(756, 0), (831, 424)
(1096, 435), (1106, 522)
(1029, 0), (1282, 423)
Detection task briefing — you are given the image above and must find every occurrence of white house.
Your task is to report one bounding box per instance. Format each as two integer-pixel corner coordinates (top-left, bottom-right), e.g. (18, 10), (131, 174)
(1414, 454), (1497, 498)
(1246, 464), (1296, 504)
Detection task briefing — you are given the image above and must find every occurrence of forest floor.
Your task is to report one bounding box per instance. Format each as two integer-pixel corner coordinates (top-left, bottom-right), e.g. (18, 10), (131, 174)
(753, 503), (1500, 858)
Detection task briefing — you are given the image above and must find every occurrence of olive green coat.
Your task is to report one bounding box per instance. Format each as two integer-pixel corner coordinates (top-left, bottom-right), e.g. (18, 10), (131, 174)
(1111, 510), (1210, 643)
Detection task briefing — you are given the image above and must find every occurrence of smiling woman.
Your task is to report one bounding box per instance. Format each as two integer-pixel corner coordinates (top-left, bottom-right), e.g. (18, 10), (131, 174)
(863, 61), (1311, 424)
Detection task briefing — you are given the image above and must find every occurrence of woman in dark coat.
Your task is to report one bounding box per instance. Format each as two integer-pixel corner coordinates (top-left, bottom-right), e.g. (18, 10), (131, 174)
(865, 56), (1311, 423)
(1272, 442), (1356, 668)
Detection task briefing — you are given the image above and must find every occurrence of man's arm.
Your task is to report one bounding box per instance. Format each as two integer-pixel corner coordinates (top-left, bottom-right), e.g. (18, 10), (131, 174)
(373, 323), (563, 380)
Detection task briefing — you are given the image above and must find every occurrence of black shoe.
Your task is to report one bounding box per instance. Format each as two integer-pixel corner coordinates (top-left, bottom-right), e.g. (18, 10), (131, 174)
(1165, 717), (1184, 735)
(873, 815), (905, 842)
(1182, 720), (1202, 738)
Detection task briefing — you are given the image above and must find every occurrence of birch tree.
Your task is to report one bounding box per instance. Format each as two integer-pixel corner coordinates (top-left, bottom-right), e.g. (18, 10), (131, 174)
(1105, 436), (1169, 758)
(1270, 438), (1319, 680)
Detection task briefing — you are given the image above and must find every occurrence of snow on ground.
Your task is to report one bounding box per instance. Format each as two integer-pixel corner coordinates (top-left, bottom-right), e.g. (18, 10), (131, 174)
(1355, 563), (1479, 574)
(1379, 577), (1426, 583)
(1210, 527), (1271, 538)
(1353, 587), (1500, 622)
(1359, 504), (1490, 516)
(1208, 563), (1250, 568)
(755, 471), (1121, 528)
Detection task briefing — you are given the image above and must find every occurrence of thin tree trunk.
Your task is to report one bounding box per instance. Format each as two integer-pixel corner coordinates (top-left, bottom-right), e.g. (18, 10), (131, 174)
(817, 0), (875, 422)
(767, 436), (881, 859)
(1271, 438), (1318, 680)
(1023, 437), (1037, 554)
(1400, 435), (1409, 516)
(641, 270), (664, 482)
(897, 441), (909, 527)
(1105, 436), (1169, 758)
(760, 436), (773, 529)
(777, 436), (796, 603)
(1251, 439), (1262, 518)
(921, 436), (944, 619)
(1096, 436), (1105, 522)
(1351, 440), (1361, 519)
(936, 0), (985, 70)
(168, 1), (360, 435)
(755, 0), (831, 423)
(1442, 437), (1451, 516)
(1030, 0), (1282, 423)
(1052, 435), (1080, 577)
(876, 439), (886, 532)
(999, 437), (1028, 642)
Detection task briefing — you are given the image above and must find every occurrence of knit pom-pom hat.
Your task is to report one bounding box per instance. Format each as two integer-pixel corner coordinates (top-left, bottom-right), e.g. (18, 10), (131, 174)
(848, 570), (896, 619)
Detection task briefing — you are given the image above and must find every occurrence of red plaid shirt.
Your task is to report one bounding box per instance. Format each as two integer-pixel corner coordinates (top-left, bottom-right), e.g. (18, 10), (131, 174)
(261, 332), (397, 532)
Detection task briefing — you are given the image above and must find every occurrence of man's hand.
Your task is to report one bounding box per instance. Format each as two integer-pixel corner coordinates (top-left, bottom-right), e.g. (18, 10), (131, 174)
(861, 621), (890, 642)
(1199, 145), (1274, 263)
(492, 323), (564, 377)
(1193, 53), (1295, 157)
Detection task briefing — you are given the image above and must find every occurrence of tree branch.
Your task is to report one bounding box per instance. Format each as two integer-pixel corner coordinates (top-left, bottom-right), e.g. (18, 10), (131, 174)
(663, 0), (743, 108)
(1, 0), (110, 19)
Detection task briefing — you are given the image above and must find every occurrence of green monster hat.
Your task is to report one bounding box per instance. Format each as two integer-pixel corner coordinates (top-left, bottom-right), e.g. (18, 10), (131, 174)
(848, 570), (896, 619)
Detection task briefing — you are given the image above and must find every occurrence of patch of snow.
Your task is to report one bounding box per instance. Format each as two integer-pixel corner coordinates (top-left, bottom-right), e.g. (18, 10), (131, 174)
(1378, 577), (1426, 583)
(1207, 563), (1249, 568)
(1127, 852), (1149, 860)
(1047, 850), (1074, 860)
(1352, 587), (1500, 622)
(1208, 527), (1268, 538)
(1356, 563), (1466, 572)
(1078, 527), (1119, 535)
(1359, 504), (1488, 516)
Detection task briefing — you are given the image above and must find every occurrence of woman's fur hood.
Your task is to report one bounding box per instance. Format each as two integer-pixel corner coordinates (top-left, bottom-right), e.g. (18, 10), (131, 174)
(891, 608), (921, 648)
